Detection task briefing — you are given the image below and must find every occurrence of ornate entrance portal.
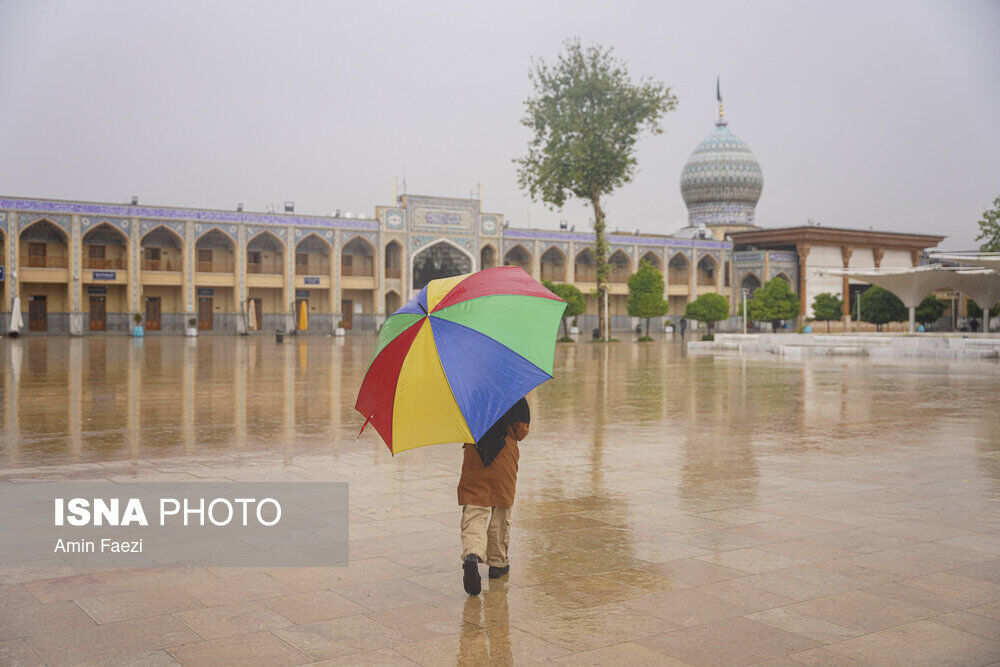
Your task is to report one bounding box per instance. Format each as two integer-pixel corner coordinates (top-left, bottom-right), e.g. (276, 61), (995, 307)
(412, 241), (472, 291)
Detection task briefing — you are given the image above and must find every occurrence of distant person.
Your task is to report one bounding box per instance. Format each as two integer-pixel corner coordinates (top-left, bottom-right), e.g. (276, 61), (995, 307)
(679, 318), (687, 340)
(971, 319), (980, 333)
(458, 397), (530, 596)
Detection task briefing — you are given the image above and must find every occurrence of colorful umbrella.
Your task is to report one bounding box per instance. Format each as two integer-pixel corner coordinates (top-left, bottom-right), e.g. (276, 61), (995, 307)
(355, 266), (565, 454)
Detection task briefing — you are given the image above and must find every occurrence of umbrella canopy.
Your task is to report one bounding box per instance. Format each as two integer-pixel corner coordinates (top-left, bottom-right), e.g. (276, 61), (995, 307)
(246, 299), (257, 331)
(297, 300), (308, 331)
(8, 296), (24, 334)
(355, 266), (565, 454)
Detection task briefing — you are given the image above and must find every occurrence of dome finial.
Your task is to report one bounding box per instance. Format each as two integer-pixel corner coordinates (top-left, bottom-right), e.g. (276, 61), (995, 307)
(716, 75), (727, 126)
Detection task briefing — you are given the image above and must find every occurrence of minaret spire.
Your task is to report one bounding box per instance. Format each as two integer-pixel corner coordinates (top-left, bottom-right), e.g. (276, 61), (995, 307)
(716, 75), (727, 126)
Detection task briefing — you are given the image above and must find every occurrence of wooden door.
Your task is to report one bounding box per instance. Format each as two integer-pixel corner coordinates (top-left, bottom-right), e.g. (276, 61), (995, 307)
(89, 297), (106, 331)
(28, 297), (47, 332)
(145, 297), (161, 331)
(28, 243), (46, 268)
(198, 297), (213, 330)
(341, 299), (353, 329)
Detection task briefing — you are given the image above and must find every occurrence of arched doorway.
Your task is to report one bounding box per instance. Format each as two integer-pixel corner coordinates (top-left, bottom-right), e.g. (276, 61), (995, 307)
(82, 223), (128, 332)
(140, 226), (184, 333)
(412, 240), (472, 290)
(697, 255), (718, 286)
(503, 245), (532, 274)
(608, 250), (631, 283)
(740, 273), (761, 295)
(668, 253), (690, 284)
(196, 229), (236, 273)
(295, 234), (330, 276)
(640, 251), (662, 272)
(575, 248), (596, 283)
(385, 290), (402, 314)
(540, 246), (566, 282)
(19, 219), (70, 333)
(480, 245), (497, 270)
(385, 240), (403, 279)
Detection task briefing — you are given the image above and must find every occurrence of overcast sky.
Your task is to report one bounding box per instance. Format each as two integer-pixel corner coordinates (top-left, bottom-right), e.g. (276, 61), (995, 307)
(1, 1), (998, 248)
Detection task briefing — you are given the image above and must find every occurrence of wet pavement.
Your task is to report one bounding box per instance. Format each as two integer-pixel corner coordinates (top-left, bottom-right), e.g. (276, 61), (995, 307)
(2, 335), (1000, 665)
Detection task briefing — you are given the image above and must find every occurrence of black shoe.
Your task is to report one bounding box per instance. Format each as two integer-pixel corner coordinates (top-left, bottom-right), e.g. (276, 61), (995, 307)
(488, 565), (510, 579)
(463, 554), (481, 596)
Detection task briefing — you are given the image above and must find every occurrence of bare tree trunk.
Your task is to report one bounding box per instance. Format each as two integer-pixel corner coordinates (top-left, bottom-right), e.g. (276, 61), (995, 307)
(591, 195), (608, 339)
(645, 318), (650, 337)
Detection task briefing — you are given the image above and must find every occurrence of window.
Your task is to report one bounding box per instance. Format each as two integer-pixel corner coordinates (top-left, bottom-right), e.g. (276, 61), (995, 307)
(296, 253), (308, 266)
(145, 247), (161, 261)
(724, 261), (731, 287)
(197, 249), (212, 263)
(29, 243), (46, 257)
(248, 251), (262, 264)
(89, 245), (106, 259)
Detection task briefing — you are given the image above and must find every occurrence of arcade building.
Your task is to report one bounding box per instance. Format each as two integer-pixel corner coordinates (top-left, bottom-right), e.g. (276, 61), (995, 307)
(0, 97), (943, 335)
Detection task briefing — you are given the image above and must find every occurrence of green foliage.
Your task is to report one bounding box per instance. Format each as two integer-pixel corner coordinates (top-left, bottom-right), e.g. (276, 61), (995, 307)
(637, 335), (653, 342)
(915, 294), (947, 326)
(626, 260), (669, 335)
(747, 278), (800, 331)
(811, 292), (843, 332)
(516, 38), (677, 337)
(975, 194), (1000, 252)
(967, 299), (1000, 320)
(701, 333), (715, 341)
(859, 286), (907, 331)
(133, 312), (143, 324)
(684, 293), (730, 334)
(557, 336), (575, 343)
(543, 280), (587, 337)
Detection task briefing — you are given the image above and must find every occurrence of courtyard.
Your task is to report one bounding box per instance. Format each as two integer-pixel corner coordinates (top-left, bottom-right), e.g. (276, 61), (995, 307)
(1, 335), (999, 665)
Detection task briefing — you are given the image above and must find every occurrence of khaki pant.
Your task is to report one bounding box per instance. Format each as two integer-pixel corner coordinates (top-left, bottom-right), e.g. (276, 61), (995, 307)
(460, 505), (511, 567)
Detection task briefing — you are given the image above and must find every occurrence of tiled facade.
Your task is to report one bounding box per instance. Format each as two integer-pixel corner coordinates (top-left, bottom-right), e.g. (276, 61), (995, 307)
(1, 194), (731, 335)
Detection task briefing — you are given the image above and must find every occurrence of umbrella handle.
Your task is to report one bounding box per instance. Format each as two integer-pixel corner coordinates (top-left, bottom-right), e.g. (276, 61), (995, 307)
(356, 414), (374, 441)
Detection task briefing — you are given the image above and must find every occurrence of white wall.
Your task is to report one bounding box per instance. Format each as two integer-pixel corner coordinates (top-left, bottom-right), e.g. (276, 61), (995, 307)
(804, 245), (846, 318)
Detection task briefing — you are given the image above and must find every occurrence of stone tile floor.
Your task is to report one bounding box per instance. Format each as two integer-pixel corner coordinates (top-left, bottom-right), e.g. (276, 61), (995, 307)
(2, 440), (999, 666)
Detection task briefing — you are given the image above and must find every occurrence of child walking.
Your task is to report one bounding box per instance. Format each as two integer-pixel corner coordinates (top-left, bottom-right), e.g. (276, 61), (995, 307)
(457, 397), (530, 596)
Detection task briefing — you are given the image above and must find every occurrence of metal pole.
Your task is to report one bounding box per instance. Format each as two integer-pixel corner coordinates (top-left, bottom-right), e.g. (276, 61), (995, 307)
(603, 288), (609, 341)
(742, 288), (747, 335)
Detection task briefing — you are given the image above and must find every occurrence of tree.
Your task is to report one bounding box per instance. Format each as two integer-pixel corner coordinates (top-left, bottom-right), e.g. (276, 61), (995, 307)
(975, 194), (1000, 252)
(859, 286), (907, 331)
(967, 299), (1000, 321)
(684, 293), (729, 334)
(626, 260), (670, 338)
(516, 39), (677, 340)
(746, 278), (800, 331)
(915, 294), (947, 327)
(543, 280), (587, 338)
(811, 292), (843, 333)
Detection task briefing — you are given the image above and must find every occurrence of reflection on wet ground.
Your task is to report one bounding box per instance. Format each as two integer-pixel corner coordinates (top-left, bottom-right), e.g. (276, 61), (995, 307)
(2, 336), (1000, 665)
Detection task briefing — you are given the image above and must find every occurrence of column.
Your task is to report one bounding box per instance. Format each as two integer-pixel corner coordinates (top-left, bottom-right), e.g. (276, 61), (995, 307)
(688, 249), (696, 299)
(567, 243), (576, 284)
(872, 247), (884, 269)
(333, 230), (342, 324)
(797, 244), (811, 323)
(69, 215), (83, 335)
(910, 250), (921, 267)
(841, 246), (853, 327)
(236, 224), (247, 334)
(284, 225), (294, 332)
(532, 240), (541, 278)
(183, 221), (194, 316)
(376, 229), (385, 315)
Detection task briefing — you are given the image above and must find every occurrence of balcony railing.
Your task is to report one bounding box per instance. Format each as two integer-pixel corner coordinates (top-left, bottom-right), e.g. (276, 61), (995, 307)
(540, 268), (566, 282)
(141, 258), (181, 272)
(609, 269), (630, 284)
(341, 264), (374, 277)
(83, 257), (126, 270)
(21, 255), (69, 269)
(574, 268), (596, 283)
(385, 267), (402, 279)
(248, 261), (283, 274)
(197, 261), (235, 273)
(295, 262), (330, 276)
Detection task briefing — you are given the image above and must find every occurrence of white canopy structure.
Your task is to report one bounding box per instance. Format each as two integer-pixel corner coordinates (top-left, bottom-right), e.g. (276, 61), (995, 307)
(931, 252), (1000, 273)
(823, 264), (1000, 333)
